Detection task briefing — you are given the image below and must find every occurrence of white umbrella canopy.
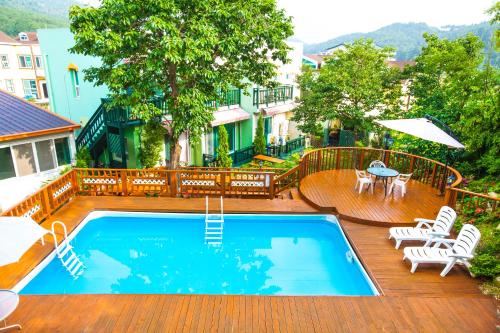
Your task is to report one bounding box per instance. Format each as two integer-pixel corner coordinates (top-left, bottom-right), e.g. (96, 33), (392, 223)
(375, 118), (465, 149)
(0, 217), (50, 267)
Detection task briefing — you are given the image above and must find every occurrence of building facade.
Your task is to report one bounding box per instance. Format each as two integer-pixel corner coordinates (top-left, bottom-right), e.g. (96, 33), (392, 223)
(0, 90), (80, 211)
(0, 31), (48, 104)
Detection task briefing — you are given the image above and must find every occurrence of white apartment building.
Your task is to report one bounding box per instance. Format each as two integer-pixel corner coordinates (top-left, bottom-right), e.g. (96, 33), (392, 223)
(0, 31), (48, 103)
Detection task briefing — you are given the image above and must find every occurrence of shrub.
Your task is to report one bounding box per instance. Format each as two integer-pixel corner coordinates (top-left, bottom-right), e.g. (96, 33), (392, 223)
(215, 125), (232, 168)
(140, 121), (166, 168)
(471, 253), (500, 278)
(253, 113), (266, 155)
(75, 147), (92, 168)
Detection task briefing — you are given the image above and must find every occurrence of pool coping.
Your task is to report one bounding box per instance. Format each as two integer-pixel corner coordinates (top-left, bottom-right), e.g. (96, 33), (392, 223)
(14, 211), (380, 297)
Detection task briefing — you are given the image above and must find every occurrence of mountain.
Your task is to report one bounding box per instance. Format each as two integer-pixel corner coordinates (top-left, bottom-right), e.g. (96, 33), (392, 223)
(304, 22), (498, 63)
(0, 0), (80, 19)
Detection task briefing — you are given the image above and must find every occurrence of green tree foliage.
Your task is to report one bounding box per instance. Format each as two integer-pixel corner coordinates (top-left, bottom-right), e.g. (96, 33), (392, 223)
(293, 39), (402, 135)
(487, 1), (500, 50)
(140, 121), (166, 168)
(0, 5), (66, 36)
(405, 33), (500, 176)
(253, 113), (267, 154)
(69, 0), (293, 167)
(75, 147), (92, 168)
(215, 125), (232, 168)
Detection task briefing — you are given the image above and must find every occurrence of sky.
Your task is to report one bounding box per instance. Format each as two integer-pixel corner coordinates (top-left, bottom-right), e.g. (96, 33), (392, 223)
(277, 0), (495, 43)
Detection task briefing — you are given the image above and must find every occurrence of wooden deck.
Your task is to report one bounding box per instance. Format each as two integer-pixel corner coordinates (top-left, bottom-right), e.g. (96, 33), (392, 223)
(300, 169), (447, 226)
(1, 197), (497, 332)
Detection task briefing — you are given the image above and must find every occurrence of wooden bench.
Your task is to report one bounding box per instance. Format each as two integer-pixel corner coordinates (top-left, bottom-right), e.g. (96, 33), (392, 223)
(254, 154), (285, 164)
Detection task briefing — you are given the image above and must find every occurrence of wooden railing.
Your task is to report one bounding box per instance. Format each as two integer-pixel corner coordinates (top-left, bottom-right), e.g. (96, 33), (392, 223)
(272, 147), (465, 202)
(1, 171), (79, 223)
(446, 187), (499, 214)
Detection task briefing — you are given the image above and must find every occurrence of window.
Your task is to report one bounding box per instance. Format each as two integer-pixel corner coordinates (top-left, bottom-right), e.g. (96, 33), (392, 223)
(19, 33), (29, 41)
(22, 79), (38, 98)
(35, 56), (43, 69)
(35, 140), (56, 172)
(0, 55), (9, 68)
(11, 143), (36, 177)
(69, 69), (80, 97)
(18, 55), (32, 68)
(5, 80), (14, 93)
(0, 147), (16, 180)
(54, 138), (71, 166)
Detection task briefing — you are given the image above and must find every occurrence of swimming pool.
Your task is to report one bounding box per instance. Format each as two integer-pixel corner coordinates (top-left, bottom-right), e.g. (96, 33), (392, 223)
(17, 212), (378, 296)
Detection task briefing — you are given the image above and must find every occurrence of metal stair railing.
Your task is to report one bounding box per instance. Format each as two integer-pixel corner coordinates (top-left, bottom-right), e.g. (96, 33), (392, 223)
(204, 196), (224, 246)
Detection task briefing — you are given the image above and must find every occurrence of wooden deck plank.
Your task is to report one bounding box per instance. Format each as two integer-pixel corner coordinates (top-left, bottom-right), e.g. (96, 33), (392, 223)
(0, 196), (496, 332)
(300, 169), (446, 225)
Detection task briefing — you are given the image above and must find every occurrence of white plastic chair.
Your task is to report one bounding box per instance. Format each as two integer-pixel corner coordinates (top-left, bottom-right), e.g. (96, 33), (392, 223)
(369, 160), (386, 168)
(403, 224), (481, 277)
(354, 169), (373, 194)
(388, 206), (457, 249)
(389, 173), (412, 197)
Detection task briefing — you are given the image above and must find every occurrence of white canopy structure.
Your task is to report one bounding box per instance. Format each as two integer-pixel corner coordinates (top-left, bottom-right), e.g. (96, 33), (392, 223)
(0, 217), (50, 267)
(375, 118), (464, 149)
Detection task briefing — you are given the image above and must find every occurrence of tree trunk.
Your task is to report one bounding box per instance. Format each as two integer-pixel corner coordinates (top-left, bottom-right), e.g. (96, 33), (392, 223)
(169, 138), (182, 169)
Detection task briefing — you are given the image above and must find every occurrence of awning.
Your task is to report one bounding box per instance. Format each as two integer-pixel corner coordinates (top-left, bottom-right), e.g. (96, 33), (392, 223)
(375, 118), (464, 148)
(0, 217), (50, 267)
(211, 107), (250, 127)
(261, 102), (298, 117)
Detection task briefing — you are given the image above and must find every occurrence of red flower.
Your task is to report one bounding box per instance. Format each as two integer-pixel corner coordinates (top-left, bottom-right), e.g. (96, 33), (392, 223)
(469, 219), (476, 224)
(474, 207), (484, 215)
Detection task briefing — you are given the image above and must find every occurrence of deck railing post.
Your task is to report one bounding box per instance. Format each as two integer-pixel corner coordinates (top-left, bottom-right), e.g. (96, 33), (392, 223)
(383, 150), (391, 166)
(268, 173), (275, 199)
(358, 149), (365, 170)
(316, 150), (322, 172)
(42, 187), (52, 217)
(121, 169), (128, 196)
(430, 164), (438, 187)
(171, 171), (178, 197)
(409, 156), (416, 173)
(445, 188), (457, 208)
(221, 172), (226, 197)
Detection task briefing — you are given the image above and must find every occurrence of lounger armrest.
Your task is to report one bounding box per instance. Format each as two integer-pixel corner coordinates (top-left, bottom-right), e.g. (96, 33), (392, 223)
(449, 253), (474, 260)
(432, 239), (455, 249)
(415, 218), (434, 229)
(428, 231), (449, 238)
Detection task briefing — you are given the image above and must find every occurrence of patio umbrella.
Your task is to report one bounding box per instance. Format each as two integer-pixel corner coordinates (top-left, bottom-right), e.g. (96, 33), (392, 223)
(374, 118), (464, 148)
(0, 217), (50, 267)
(375, 116), (464, 194)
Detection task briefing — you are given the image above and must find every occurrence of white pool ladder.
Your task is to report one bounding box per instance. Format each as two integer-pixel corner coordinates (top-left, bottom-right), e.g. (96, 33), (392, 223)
(205, 196), (224, 246)
(51, 221), (85, 279)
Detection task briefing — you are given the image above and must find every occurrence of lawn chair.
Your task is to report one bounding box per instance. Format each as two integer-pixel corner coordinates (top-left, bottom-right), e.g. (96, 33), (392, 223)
(403, 224), (481, 277)
(388, 206), (456, 249)
(389, 173), (412, 197)
(369, 160), (386, 168)
(354, 169), (373, 194)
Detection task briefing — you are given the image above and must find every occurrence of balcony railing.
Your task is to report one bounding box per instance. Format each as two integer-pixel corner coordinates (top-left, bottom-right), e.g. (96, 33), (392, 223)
(206, 89), (241, 109)
(253, 85), (293, 107)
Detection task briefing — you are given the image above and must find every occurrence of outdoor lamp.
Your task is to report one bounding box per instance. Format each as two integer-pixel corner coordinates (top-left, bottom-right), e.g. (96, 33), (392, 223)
(383, 132), (394, 150)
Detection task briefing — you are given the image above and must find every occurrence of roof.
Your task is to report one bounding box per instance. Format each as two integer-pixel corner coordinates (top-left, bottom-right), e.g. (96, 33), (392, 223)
(211, 106), (250, 127)
(304, 54), (325, 63)
(386, 60), (416, 71)
(0, 31), (16, 44)
(14, 32), (39, 44)
(0, 90), (80, 142)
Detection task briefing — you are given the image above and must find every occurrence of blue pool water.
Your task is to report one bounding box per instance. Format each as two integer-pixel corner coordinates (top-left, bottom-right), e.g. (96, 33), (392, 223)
(20, 213), (377, 296)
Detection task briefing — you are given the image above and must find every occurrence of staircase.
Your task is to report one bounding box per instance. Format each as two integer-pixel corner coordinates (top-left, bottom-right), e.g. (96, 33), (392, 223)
(75, 103), (107, 159)
(51, 222), (85, 279)
(205, 196), (224, 246)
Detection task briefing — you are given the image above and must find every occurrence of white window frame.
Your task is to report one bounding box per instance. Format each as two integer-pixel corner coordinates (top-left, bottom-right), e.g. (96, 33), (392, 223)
(5, 79), (14, 93)
(18, 55), (32, 69)
(22, 79), (38, 98)
(35, 56), (43, 69)
(0, 133), (72, 178)
(19, 33), (29, 41)
(0, 55), (9, 69)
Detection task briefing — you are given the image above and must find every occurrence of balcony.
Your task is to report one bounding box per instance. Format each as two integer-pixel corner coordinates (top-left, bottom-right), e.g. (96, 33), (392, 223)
(206, 89), (241, 109)
(252, 85), (293, 107)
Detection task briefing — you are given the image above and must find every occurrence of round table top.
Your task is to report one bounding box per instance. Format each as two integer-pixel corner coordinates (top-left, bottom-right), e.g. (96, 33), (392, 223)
(0, 290), (19, 321)
(367, 167), (399, 177)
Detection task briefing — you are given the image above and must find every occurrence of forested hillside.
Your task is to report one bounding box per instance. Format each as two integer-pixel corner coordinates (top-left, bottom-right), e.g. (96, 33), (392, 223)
(305, 22), (498, 64)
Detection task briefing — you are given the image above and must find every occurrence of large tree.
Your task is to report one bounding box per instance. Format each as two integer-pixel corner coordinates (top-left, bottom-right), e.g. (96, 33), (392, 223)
(69, 0), (293, 167)
(292, 39), (402, 135)
(406, 33), (499, 176)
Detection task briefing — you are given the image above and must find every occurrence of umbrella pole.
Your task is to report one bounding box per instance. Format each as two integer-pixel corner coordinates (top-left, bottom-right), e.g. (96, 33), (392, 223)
(439, 147), (449, 196)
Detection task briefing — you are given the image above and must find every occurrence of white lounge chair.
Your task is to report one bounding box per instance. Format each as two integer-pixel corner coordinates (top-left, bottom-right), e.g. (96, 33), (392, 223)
(403, 224), (481, 277)
(369, 160), (386, 168)
(388, 206), (456, 249)
(354, 169), (373, 194)
(389, 173), (412, 197)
